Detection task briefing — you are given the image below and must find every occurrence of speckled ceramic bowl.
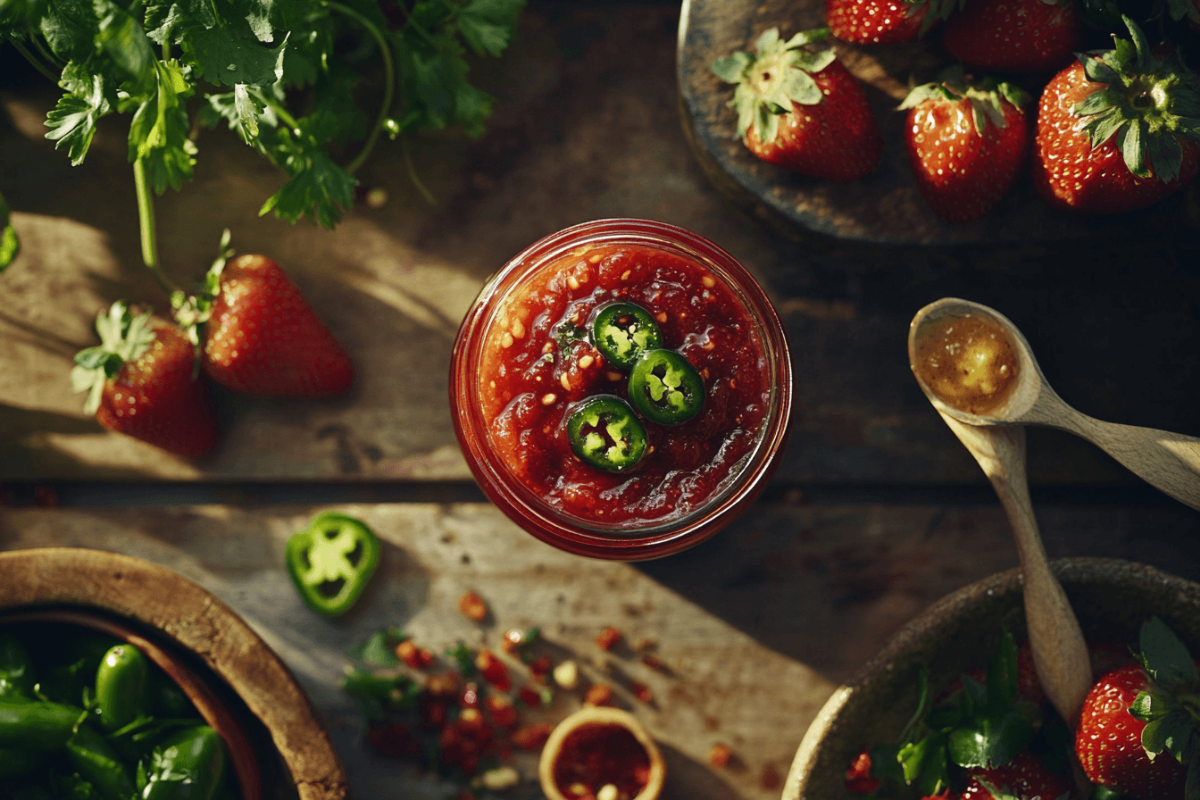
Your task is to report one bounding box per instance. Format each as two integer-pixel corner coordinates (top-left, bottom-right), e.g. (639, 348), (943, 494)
(782, 557), (1200, 800)
(0, 547), (347, 800)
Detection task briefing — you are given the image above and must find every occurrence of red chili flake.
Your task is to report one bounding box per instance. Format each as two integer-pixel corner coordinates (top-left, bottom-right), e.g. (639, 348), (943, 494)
(511, 722), (554, 750)
(844, 749), (881, 794)
(761, 763), (781, 791)
(595, 626), (622, 651)
(458, 591), (489, 621)
(426, 672), (460, 698)
(458, 708), (491, 741)
(529, 654), (553, 683)
(583, 683), (613, 707)
(640, 653), (669, 673)
(365, 721), (420, 759)
(396, 640), (434, 670)
(708, 743), (733, 769)
(459, 681), (481, 709)
(518, 685), (544, 707)
(485, 694), (519, 729)
(630, 680), (653, 703)
(476, 649), (512, 692)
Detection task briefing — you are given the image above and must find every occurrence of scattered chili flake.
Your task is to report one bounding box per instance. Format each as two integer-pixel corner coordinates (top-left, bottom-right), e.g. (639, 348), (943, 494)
(708, 743), (733, 769)
(427, 672), (460, 698)
(396, 640), (435, 670)
(639, 653), (670, 674)
(485, 694), (519, 729)
(844, 749), (882, 794)
(476, 649), (512, 691)
(629, 680), (653, 704)
(502, 628), (526, 654)
(458, 591), (489, 621)
(761, 763), (781, 791)
(511, 722), (554, 751)
(595, 626), (622, 652)
(529, 654), (553, 683)
(583, 683), (613, 707)
(518, 685), (547, 707)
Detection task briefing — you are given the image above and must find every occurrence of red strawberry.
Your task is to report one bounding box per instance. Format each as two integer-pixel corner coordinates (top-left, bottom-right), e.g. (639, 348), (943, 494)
(942, 0), (1082, 74)
(1076, 663), (1187, 797)
(962, 750), (1074, 799)
(189, 244), (353, 397)
(1032, 20), (1200, 214)
(711, 27), (882, 181)
(1075, 617), (1199, 799)
(826, 0), (961, 45)
(72, 302), (217, 459)
(899, 74), (1031, 223)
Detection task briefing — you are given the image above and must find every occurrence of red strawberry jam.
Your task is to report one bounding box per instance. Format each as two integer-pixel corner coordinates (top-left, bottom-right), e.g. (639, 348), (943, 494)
(452, 220), (793, 560)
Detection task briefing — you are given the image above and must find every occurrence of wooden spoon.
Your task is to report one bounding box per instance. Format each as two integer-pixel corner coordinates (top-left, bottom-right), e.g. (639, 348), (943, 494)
(909, 297), (1200, 512)
(908, 302), (1092, 726)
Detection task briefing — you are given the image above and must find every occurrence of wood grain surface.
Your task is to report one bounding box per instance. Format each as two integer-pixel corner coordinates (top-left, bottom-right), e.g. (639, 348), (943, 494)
(676, 0), (1200, 244)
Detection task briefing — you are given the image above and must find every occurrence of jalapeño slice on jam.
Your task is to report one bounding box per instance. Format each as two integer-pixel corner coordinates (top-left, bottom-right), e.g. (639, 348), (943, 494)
(628, 349), (705, 425)
(566, 395), (648, 472)
(591, 302), (663, 371)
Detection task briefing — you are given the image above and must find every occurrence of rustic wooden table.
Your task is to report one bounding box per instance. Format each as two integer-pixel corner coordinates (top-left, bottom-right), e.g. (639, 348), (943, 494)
(2, 3), (1200, 799)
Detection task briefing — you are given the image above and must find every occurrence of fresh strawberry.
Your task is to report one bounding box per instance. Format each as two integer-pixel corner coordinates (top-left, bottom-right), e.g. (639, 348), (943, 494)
(942, 0), (1083, 74)
(711, 27), (883, 181)
(179, 234), (354, 397)
(963, 749), (1074, 799)
(826, 0), (956, 45)
(1031, 18), (1200, 213)
(899, 74), (1031, 223)
(72, 302), (218, 458)
(1075, 617), (1199, 799)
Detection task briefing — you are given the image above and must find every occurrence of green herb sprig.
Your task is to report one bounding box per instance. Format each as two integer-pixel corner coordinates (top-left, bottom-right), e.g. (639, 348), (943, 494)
(0, 0), (525, 281)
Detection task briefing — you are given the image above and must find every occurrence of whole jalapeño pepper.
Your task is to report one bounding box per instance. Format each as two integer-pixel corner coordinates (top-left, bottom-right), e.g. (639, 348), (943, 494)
(141, 724), (229, 800)
(95, 643), (150, 731)
(286, 511), (382, 617)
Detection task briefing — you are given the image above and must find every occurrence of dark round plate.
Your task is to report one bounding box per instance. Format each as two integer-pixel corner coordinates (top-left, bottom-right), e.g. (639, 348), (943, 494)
(676, 0), (1197, 245)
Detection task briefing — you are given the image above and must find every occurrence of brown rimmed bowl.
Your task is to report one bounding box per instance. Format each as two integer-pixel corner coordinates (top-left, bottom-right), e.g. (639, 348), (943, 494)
(782, 557), (1200, 800)
(0, 547), (347, 800)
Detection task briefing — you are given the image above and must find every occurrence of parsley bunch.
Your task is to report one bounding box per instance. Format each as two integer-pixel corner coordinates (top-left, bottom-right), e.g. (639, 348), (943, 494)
(0, 0), (524, 280)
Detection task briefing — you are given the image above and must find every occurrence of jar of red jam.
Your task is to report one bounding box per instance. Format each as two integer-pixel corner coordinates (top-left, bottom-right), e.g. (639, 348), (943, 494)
(450, 219), (793, 560)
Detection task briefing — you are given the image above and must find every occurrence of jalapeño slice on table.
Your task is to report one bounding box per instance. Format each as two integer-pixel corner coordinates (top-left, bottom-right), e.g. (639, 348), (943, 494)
(628, 349), (705, 425)
(566, 395), (648, 472)
(591, 302), (663, 371)
(286, 511), (382, 617)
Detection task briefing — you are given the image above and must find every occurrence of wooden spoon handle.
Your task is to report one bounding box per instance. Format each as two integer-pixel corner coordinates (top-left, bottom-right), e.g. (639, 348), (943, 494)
(1059, 414), (1200, 512)
(939, 414), (1093, 726)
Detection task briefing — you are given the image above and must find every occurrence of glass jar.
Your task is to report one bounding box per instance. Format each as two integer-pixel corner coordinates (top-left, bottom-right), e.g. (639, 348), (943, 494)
(450, 219), (793, 560)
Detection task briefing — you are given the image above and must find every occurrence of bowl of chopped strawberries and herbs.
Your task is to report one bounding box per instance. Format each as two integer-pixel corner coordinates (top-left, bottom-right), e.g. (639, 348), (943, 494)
(782, 557), (1200, 800)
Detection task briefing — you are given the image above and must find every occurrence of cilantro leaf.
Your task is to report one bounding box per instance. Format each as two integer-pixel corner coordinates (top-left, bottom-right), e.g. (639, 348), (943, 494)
(127, 59), (197, 194)
(44, 65), (110, 165)
(347, 626), (406, 667)
(0, 190), (19, 272)
(93, 0), (156, 93)
(184, 23), (289, 87)
(458, 0), (525, 57)
(143, 0), (217, 45)
(258, 129), (357, 229)
(204, 85), (267, 145)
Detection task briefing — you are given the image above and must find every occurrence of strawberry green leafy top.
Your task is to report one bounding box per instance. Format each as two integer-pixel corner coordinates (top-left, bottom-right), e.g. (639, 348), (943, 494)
(1129, 616), (1200, 798)
(1073, 16), (1200, 182)
(900, 70), (1031, 136)
(70, 301), (159, 415)
(711, 27), (838, 145)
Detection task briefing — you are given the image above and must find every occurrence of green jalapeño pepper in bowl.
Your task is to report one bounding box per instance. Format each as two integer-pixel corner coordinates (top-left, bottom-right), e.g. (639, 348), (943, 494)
(286, 512), (382, 617)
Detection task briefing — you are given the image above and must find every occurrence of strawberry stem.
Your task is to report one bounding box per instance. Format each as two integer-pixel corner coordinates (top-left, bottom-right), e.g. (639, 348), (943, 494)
(132, 157), (182, 299)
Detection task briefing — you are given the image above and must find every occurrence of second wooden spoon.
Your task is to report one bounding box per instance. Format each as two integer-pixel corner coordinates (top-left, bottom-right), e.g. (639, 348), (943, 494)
(936, 412), (1092, 726)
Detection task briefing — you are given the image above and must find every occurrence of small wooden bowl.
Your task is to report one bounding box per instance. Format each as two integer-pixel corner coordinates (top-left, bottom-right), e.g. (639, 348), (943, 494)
(0, 547), (347, 800)
(539, 707), (667, 800)
(782, 557), (1200, 799)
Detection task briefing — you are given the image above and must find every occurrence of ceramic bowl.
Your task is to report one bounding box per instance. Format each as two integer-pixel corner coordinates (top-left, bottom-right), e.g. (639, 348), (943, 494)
(0, 547), (347, 800)
(782, 557), (1200, 800)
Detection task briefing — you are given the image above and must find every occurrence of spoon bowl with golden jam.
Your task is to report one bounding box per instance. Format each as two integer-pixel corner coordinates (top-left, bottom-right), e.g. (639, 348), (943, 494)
(909, 297), (1200, 513)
